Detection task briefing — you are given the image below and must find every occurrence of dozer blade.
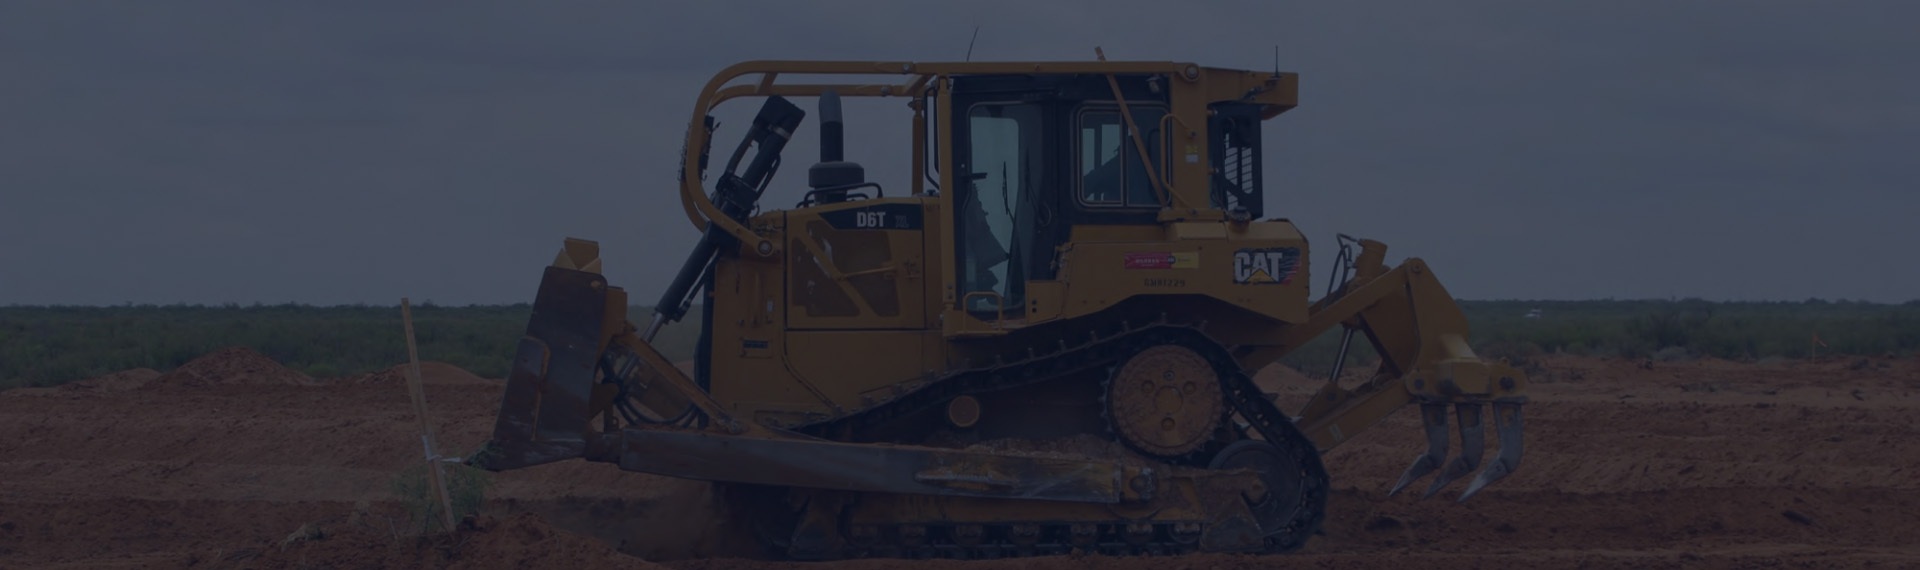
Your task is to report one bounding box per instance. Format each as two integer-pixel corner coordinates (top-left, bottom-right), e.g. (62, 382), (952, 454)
(1459, 401), (1524, 502)
(480, 265), (611, 470)
(475, 259), (730, 471)
(1387, 403), (1449, 496)
(1421, 403), (1485, 499)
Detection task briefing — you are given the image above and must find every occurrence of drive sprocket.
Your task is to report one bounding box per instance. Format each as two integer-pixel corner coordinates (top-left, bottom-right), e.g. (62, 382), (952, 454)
(1104, 344), (1225, 458)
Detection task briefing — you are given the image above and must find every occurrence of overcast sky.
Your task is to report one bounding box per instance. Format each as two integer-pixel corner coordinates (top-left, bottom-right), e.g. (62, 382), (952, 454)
(3, 1), (1915, 306)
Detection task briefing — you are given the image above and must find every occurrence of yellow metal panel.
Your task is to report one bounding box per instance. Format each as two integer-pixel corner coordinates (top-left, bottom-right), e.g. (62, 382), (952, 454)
(1170, 222), (1227, 240)
(1229, 220), (1306, 241)
(1024, 280), (1066, 325)
(784, 198), (930, 330)
(937, 77), (957, 309)
(1165, 78), (1210, 215)
(1201, 68), (1299, 115)
(709, 251), (825, 417)
(921, 200), (946, 324)
(1069, 224), (1165, 244)
(1049, 220), (1311, 324)
(786, 330), (934, 413)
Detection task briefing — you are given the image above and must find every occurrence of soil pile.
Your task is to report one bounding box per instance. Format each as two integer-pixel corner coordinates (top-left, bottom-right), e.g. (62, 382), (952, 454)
(1254, 363), (1316, 388)
(145, 347), (313, 388)
(59, 367), (162, 392)
(348, 361), (497, 387)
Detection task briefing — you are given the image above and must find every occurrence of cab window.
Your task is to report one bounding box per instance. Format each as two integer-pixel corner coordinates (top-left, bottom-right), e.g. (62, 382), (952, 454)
(1077, 106), (1165, 208)
(957, 102), (1044, 314)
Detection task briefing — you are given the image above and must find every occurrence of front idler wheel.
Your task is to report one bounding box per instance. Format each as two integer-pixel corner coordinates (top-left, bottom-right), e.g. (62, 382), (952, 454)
(1208, 439), (1309, 545)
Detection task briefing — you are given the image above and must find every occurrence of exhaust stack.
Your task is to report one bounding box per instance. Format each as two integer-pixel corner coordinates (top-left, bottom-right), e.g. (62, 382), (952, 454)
(807, 90), (865, 204)
(819, 90), (844, 162)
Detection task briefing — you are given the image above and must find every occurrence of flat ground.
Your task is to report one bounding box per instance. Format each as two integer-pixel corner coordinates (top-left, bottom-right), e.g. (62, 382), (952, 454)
(2, 348), (1916, 569)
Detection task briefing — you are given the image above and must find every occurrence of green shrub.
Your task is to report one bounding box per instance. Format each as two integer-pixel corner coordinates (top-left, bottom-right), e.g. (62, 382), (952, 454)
(388, 450), (494, 535)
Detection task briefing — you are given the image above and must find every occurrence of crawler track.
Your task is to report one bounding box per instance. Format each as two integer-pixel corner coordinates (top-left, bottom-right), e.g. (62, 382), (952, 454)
(843, 520), (1208, 559)
(774, 320), (1330, 559)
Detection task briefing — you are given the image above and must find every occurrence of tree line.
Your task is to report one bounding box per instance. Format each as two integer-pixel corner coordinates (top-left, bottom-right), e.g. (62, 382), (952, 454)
(2, 299), (1915, 389)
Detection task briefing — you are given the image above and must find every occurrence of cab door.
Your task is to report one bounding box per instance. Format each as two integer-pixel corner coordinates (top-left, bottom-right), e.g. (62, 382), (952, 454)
(951, 100), (1058, 321)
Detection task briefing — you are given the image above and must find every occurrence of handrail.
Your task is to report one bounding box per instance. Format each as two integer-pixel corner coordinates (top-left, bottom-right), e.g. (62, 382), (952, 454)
(958, 291), (1008, 333)
(1156, 112), (1197, 210)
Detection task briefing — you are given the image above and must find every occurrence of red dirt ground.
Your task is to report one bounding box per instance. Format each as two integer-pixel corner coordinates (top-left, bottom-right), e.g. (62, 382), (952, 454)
(2, 349), (1916, 569)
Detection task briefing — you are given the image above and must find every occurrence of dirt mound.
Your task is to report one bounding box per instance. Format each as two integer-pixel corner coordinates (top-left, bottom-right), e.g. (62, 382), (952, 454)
(227, 513), (667, 570)
(1253, 362), (1316, 390)
(146, 347), (313, 389)
(59, 367), (162, 392)
(347, 362), (496, 386)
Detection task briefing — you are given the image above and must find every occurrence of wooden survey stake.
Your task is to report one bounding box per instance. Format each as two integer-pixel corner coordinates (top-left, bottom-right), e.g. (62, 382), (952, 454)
(401, 298), (458, 533)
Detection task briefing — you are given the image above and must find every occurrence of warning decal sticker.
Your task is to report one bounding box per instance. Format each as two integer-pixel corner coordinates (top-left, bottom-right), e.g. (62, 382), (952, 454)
(1124, 252), (1199, 270)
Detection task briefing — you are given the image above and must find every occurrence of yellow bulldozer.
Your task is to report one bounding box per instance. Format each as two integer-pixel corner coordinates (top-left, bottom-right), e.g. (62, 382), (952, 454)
(470, 59), (1529, 560)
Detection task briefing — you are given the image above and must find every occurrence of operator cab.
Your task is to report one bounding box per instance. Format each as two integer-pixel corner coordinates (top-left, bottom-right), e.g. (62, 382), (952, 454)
(949, 74), (1266, 318)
